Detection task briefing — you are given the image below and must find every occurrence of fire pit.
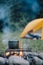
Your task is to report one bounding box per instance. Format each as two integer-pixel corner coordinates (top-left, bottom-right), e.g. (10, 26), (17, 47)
(0, 40), (43, 65)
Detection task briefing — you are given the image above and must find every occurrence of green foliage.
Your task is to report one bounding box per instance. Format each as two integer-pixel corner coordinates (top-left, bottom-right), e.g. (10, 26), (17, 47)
(19, 16), (27, 28)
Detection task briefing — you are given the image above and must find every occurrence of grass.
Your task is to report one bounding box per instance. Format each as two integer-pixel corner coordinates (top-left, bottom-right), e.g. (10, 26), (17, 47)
(19, 39), (43, 52)
(0, 30), (43, 52)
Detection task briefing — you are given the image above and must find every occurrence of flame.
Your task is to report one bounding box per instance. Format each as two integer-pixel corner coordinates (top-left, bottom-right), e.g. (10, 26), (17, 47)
(19, 48), (24, 57)
(13, 49), (24, 57)
(6, 48), (24, 57)
(6, 52), (10, 56)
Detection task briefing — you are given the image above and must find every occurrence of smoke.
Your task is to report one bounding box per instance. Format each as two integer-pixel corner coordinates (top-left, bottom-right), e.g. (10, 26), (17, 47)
(2, 26), (12, 49)
(0, 8), (5, 19)
(0, 5), (11, 46)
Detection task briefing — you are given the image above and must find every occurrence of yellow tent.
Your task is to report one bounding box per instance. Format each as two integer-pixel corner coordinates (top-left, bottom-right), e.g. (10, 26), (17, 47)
(20, 18), (43, 40)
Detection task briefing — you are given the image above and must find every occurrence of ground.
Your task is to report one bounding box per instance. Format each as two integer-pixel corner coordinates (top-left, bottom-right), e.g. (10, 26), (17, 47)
(0, 30), (43, 52)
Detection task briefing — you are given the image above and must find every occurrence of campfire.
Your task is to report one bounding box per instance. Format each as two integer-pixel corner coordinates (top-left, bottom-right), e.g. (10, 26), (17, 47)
(5, 48), (24, 57)
(0, 40), (43, 65)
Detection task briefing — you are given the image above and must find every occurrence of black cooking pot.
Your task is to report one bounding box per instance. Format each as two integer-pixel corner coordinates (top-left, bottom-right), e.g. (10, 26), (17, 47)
(8, 40), (19, 49)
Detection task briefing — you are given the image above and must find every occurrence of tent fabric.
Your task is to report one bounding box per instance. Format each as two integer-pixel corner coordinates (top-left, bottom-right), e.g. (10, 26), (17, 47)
(20, 18), (43, 38)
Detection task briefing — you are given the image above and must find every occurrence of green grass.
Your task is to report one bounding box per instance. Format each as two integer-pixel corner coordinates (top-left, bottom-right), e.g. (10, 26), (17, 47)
(0, 32), (5, 51)
(0, 30), (43, 52)
(19, 39), (43, 52)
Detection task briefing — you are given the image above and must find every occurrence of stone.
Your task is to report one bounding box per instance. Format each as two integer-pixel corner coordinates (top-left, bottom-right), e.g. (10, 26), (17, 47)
(8, 55), (29, 65)
(0, 57), (5, 65)
(33, 56), (43, 65)
(39, 53), (43, 59)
